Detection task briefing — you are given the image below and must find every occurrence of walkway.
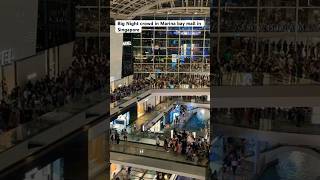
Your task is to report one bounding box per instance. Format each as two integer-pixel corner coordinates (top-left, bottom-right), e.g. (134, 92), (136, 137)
(110, 152), (206, 180)
(110, 141), (208, 167)
(113, 167), (157, 180)
(135, 102), (173, 130)
(215, 115), (320, 135)
(135, 111), (160, 130)
(125, 134), (164, 146)
(0, 90), (106, 153)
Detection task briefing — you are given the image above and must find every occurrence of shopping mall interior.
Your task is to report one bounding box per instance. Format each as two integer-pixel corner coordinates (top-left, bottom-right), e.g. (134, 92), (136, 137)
(110, 0), (211, 179)
(0, 0), (320, 180)
(210, 0), (320, 180)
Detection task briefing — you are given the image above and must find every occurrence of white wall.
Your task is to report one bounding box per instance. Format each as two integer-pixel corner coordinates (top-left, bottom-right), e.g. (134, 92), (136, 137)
(110, 25), (123, 82)
(146, 95), (156, 107)
(0, 0), (38, 60)
(59, 42), (74, 73)
(16, 52), (46, 86)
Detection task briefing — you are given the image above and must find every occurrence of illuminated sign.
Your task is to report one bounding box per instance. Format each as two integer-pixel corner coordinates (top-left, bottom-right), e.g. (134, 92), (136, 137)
(172, 31), (201, 36)
(123, 41), (132, 46)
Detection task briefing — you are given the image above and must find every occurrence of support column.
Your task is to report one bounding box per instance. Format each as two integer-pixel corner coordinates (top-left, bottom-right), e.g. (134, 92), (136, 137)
(254, 140), (261, 175)
(85, 37), (88, 52)
(88, 119), (108, 180)
(311, 107), (320, 124)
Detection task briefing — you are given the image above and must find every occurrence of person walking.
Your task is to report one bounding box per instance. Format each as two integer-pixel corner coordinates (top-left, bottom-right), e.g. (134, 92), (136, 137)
(156, 135), (160, 148)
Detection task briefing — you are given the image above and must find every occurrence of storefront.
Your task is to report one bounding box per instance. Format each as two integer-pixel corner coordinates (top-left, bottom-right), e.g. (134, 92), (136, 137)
(137, 95), (164, 118)
(88, 119), (108, 179)
(167, 105), (181, 124)
(24, 158), (64, 180)
(110, 163), (122, 179)
(110, 111), (130, 132)
(111, 103), (138, 132)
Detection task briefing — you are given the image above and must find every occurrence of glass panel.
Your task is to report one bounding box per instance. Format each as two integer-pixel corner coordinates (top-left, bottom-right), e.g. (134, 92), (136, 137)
(140, 64), (154, 72)
(298, 8), (320, 32)
(154, 56), (166, 63)
(299, 0), (320, 7)
(167, 63), (178, 72)
(179, 63), (191, 72)
(155, 30), (167, 38)
(261, 0), (296, 7)
(134, 64), (142, 72)
(260, 8), (296, 32)
(221, 9), (257, 32)
(155, 64), (166, 73)
(167, 47), (179, 55)
(220, 0), (257, 7)
(191, 63), (203, 72)
(204, 63), (210, 72)
(141, 30), (153, 38)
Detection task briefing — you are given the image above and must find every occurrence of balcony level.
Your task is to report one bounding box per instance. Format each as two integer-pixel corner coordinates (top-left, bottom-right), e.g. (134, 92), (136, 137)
(213, 85), (320, 108)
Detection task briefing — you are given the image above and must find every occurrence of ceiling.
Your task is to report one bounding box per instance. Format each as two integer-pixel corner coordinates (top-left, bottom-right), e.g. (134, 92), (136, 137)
(111, 0), (210, 19)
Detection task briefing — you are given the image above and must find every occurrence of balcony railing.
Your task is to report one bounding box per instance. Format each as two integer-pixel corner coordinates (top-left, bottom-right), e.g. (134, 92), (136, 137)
(213, 108), (320, 135)
(0, 89), (107, 154)
(213, 72), (320, 86)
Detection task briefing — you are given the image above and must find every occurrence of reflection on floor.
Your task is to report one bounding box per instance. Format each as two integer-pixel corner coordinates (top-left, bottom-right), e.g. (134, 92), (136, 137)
(114, 167), (158, 180)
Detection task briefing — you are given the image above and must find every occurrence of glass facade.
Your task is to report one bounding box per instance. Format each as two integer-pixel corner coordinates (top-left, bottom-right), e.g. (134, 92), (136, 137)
(133, 16), (210, 79)
(212, 0), (320, 85)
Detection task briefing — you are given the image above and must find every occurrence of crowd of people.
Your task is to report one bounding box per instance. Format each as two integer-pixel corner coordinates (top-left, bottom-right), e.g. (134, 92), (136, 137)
(162, 129), (209, 165)
(76, 8), (108, 32)
(110, 78), (152, 103)
(214, 38), (320, 85)
(110, 127), (209, 165)
(212, 7), (320, 33)
(0, 51), (107, 133)
(111, 75), (210, 103)
(135, 63), (210, 73)
(213, 107), (310, 129)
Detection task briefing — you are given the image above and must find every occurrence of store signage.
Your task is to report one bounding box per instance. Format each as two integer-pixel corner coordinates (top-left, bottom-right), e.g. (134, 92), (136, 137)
(0, 48), (14, 66)
(172, 31), (201, 36)
(123, 41), (132, 46)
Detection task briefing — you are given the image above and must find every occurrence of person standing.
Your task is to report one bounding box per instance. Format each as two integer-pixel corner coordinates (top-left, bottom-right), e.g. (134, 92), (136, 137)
(123, 129), (128, 141)
(156, 135), (160, 148)
(164, 138), (168, 152)
(115, 132), (120, 144)
(111, 133), (115, 144)
(231, 156), (239, 175)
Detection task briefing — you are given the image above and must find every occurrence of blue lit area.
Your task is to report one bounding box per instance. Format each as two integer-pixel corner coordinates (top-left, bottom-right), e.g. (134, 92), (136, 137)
(261, 151), (320, 180)
(167, 105), (209, 131)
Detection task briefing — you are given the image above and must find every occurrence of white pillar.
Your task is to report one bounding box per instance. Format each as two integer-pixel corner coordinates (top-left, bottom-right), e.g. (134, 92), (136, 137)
(311, 107), (320, 124)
